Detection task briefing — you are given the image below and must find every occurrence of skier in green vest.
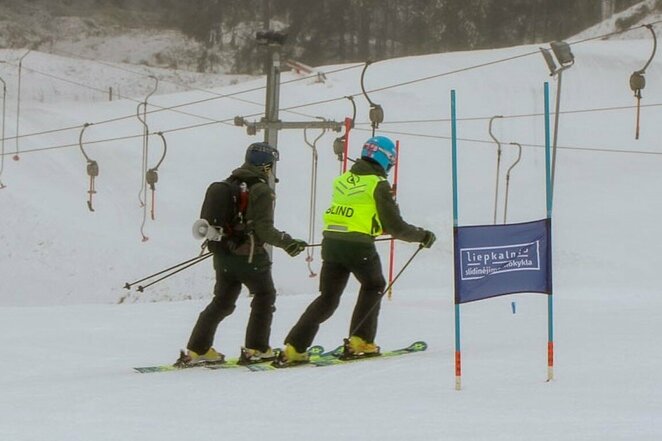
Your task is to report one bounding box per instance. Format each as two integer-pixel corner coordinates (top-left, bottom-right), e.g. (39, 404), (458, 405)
(276, 136), (436, 365)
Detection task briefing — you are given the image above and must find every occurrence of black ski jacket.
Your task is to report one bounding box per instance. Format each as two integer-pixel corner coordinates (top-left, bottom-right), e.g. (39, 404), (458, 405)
(224, 163), (294, 255)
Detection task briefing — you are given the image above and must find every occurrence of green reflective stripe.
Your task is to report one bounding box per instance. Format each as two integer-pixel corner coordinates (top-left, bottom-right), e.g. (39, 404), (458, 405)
(326, 224), (349, 232)
(323, 172), (384, 236)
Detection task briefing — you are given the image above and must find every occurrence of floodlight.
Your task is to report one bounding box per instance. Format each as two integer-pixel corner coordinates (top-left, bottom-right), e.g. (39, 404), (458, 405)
(550, 41), (574, 66)
(540, 41), (574, 76)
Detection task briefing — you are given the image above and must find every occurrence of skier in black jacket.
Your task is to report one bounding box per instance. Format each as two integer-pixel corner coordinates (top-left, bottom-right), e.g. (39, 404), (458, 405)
(178, 142), (307, 366)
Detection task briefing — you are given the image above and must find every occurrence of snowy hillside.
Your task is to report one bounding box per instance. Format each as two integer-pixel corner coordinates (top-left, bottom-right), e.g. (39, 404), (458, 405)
(0, 48), (253, 103)
(0, 0), (227, 74)
(2, 34), (661, 306)
(1, 17), (662, 441)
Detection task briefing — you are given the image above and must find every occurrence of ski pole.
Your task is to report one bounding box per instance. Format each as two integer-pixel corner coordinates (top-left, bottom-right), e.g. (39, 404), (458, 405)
(348, 244), (424, 338)
(136, 252), (213, 292)
(124, 251), (212, 289)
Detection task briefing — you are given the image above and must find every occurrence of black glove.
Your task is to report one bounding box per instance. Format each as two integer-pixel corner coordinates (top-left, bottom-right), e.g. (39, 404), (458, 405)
(420, 230), (436, 249)
(284, 239), (307, 257)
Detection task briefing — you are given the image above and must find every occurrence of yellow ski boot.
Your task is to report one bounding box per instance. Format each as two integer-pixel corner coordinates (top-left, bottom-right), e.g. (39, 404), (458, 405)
(272, 343), (310, 368)
(342, 336), (381, 359)
(174, 347), (225, 367)
(238, 347), (276, 365)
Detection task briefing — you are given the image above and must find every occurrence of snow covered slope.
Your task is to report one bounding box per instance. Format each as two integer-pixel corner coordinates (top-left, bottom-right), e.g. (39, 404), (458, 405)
(2, 37), (661, 306)
(0, 49), (252, 103)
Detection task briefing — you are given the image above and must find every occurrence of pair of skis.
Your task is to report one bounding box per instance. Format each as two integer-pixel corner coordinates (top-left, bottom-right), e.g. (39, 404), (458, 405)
(133, 341), (427, 374)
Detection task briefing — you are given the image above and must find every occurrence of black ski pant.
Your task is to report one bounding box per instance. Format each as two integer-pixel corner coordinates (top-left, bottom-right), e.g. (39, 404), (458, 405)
(285, 238), (386, 352)
(187, 251), (276, 354)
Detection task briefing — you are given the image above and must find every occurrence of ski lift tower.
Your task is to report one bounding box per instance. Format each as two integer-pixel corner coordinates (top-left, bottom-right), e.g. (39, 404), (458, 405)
(234, 31), (345, 258)
(234, 30), (345, 186)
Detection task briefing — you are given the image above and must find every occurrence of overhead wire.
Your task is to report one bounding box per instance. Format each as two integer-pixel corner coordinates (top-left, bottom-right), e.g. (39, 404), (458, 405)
(7, 100), (662, 160)
(1, 61), (239, 125)
(350, 126), (662, 157)
(2, 18), (656, 143)
(0, 61), (364, 144)
(47, 46), (332, 120)
(268, 20), (662, 114)
(1, 20), (661, 159)
(353, 101), (662, 125)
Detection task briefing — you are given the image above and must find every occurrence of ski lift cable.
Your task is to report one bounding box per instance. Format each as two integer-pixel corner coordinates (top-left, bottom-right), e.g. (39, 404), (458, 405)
(2, 61), (237, 127)
(3, 20), (658, 147)
(353, 100), (662, 125)
(9, 76), (662, 161)
(0, 119), (659, 185)
(569, 21), (662, 46)
(48, 46), (363, 105)
(26, 63), (232, 123)
(12, 50), (547, 140)
(49, 45), (355, 121)
(0, 64), (231, 133)
(0, 61), (363, 144)
(0, 74), (327, 145)
(5, 20), (662, 158)
(274, 48), (571, 112)
(281, 22), (662, 114)
(7, 95), (662, 160)
(351, 126), (662, 157)
(0, 118), (236, 158)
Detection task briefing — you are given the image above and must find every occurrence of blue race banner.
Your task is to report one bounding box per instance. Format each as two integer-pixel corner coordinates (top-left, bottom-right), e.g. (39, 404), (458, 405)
(454, 218), (552, 304)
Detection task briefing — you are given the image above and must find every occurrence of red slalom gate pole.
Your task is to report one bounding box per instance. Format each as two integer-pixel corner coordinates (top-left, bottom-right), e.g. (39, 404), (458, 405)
(387, 140), (400, 300)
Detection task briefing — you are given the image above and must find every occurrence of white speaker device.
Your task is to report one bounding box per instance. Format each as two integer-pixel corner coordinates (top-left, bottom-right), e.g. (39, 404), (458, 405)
(192, 219), (223, 241)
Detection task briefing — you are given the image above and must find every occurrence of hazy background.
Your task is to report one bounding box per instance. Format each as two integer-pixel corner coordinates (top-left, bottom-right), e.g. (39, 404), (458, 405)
(0, 0), (654, 74)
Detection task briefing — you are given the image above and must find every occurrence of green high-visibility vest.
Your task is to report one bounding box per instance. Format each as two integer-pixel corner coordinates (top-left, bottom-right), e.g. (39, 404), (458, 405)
(323, 172), (385, 236)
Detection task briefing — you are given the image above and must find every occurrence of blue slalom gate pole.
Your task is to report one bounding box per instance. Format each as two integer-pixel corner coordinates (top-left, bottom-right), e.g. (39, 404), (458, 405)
(544, 82), (555, 382)
(451, 89), (462, 391)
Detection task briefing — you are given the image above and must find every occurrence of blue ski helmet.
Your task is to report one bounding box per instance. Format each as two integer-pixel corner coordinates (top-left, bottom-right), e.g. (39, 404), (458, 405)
(245, 142), (279, 167)
(361, 136), (396, 172)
